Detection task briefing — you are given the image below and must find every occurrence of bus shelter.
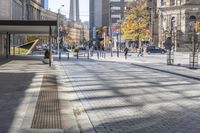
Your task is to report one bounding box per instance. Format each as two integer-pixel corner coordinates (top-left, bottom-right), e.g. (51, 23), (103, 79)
(0, 20), (57, 66)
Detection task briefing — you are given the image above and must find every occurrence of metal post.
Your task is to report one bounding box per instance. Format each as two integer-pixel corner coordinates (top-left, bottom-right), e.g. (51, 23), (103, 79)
(192, 34), (196, 68)
(97, 51), (99, 59)
(109, 0), (113, 58)
(8, 33), (11, 57)
(49, 26), (52, 67)
(6, 32), (9, 58)
(119, 20), (122, 53)
(111, 48), (113, 57)
(57, 11), (60, 60)
(13, 34), (15, 56)
(57, 5), (64, 61)
(117, 33), (119, 57)
(87, 50), (90, 59)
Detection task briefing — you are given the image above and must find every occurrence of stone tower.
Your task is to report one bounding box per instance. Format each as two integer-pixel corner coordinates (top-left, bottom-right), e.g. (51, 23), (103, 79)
(69, 0), (80, 21)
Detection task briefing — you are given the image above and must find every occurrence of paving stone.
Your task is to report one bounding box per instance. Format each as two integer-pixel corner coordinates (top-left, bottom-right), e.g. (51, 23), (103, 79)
(63, 57), (200, 133)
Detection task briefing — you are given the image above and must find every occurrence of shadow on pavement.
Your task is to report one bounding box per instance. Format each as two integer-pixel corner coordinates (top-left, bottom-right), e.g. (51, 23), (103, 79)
(62, 57), (200, 133)
(0, 72), (35, 133)
(83, 107), (200, 133)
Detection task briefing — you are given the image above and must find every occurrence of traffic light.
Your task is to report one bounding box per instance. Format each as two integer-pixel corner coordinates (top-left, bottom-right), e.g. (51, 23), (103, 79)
(195, 21), (200, 32)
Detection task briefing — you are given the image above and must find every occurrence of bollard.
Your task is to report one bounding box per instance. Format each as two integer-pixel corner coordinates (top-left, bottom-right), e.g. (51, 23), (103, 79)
(97, 51), (99, 59)
(67, 52), (69, 60)
(104, 52), (106, 59)
(87, 51), (90, 59)
(125, 55), (127, 60)
(77, 52), (79, 59)
(59, 52), (61, 61)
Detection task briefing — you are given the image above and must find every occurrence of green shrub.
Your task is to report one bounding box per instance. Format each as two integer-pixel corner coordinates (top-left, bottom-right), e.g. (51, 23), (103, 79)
(74, 47), (79, 53)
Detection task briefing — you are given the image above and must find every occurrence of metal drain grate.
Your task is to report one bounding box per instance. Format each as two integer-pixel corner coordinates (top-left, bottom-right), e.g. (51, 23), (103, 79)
(31, 74), (62, 129)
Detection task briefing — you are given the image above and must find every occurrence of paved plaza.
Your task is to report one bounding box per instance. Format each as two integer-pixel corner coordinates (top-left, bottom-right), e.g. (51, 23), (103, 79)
(0, 56), (92, 133)
(62, 52), (200, 133)
(0, 53), (200, 133)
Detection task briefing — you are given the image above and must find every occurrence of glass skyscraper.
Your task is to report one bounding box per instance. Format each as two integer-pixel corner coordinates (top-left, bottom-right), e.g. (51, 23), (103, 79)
(42, 0), (48, 9)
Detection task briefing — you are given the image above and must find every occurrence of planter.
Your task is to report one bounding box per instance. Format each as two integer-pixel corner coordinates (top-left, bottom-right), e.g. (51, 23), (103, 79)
(42, 57), (53, 64)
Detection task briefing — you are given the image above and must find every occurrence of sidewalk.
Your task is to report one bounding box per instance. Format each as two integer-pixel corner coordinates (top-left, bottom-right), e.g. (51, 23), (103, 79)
(0, 55), (94, 133)
(90, 52), (200, 80)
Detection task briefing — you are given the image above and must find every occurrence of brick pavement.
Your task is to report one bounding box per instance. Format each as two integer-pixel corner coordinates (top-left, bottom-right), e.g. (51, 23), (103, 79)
(0, 56), (90, 133)
(62, 59), (200, 133)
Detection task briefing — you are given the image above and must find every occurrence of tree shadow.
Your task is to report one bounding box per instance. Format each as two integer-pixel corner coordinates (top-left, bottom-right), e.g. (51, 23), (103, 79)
(62, 58), (200, 133)
(84, 107), (200, 133)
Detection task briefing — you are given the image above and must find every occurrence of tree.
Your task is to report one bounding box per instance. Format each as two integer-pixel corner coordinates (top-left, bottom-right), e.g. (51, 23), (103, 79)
(122, 0), (150, 47)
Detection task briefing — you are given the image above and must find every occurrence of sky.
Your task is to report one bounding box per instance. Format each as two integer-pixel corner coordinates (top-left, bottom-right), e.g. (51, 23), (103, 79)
(48, 0), (89, 22)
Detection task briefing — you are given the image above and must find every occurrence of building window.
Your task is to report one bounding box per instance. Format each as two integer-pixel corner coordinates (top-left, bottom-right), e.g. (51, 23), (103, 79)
(189, 16), (196, 32)
(170, 0), (175, 5)
(161, 0), (164, 5)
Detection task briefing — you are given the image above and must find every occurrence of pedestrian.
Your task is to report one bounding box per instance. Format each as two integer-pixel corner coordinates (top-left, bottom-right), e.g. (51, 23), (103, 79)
(124, 47), (129, 60)
(141, 47), (144, 56)
(137, 48), (142, 56)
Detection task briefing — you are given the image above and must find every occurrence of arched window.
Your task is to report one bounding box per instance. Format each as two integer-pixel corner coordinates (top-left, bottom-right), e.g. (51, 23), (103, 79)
(170, 0), (175, 5)
(171, 17), (176, 32)
(189, 16), (196, 32)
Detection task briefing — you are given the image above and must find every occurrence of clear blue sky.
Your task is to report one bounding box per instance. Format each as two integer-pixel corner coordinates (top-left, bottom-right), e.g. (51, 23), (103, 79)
(48, 0), (89, 22)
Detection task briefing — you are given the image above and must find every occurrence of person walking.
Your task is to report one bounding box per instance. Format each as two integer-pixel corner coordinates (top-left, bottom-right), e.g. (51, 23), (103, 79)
(137, 48), (142, 56)
(137, 47), (144, 56)
(141, 47), (144, 56)
(124, 47), (129, 60)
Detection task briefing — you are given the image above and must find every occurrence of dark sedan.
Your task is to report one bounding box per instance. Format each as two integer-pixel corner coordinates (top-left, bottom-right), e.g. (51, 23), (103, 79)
(146, 46), (167, 54)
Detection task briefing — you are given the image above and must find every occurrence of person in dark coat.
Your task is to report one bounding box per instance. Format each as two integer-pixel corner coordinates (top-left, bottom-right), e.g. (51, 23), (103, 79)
(124, 47), (129, 59)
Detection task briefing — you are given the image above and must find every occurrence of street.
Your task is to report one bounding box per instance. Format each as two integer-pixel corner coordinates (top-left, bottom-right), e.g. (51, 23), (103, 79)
(62, 56), (200, 133)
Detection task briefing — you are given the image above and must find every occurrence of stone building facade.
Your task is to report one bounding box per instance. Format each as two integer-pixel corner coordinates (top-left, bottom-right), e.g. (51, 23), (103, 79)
(158, 0), (200, 51)
(148, 0), (159, 45)
(0, 0), (45, 57)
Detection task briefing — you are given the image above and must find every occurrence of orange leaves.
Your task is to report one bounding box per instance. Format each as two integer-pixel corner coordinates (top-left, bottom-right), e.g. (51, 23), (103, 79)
(122, 0), (150, 41)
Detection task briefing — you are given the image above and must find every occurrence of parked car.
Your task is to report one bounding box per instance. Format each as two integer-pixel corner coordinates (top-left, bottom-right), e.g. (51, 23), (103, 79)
(63, 47), (70, 52)
(146, 46), (167, 54)
(79, 46), (86, 51)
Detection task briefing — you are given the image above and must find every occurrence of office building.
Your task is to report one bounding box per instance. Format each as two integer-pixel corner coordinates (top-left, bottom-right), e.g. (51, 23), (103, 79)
(42, 0), (48, 9)
(69, 0), (80, 21)
(89, 0), (133, 39)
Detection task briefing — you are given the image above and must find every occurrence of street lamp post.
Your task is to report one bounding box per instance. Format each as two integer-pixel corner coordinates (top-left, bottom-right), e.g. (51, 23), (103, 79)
(57, 5), (64, 61)
(109, 0), (113, 57)
(117, 19), (123, 57)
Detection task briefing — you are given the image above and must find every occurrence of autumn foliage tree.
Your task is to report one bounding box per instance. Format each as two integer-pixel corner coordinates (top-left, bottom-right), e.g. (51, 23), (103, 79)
(122, 0), (150, 47)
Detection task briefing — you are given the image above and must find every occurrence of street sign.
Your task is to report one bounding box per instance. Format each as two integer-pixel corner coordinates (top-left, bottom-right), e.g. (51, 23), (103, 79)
(93, 27), (96, 39)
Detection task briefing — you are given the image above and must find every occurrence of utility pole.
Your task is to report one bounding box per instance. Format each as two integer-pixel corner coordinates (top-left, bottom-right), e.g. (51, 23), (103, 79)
(109, 0), (113, 57)
(57, 5), (64, 61)
(57, 11), (60, 60)
(109, 0), (111, 42)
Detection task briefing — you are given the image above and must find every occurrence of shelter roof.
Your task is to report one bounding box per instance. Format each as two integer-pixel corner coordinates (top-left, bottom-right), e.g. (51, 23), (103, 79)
(0, 20), (57, 34)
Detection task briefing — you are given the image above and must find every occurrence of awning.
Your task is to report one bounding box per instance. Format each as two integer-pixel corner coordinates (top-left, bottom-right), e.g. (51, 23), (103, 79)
(0, 20), (57, 67)
(0, 20), (57, 34)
